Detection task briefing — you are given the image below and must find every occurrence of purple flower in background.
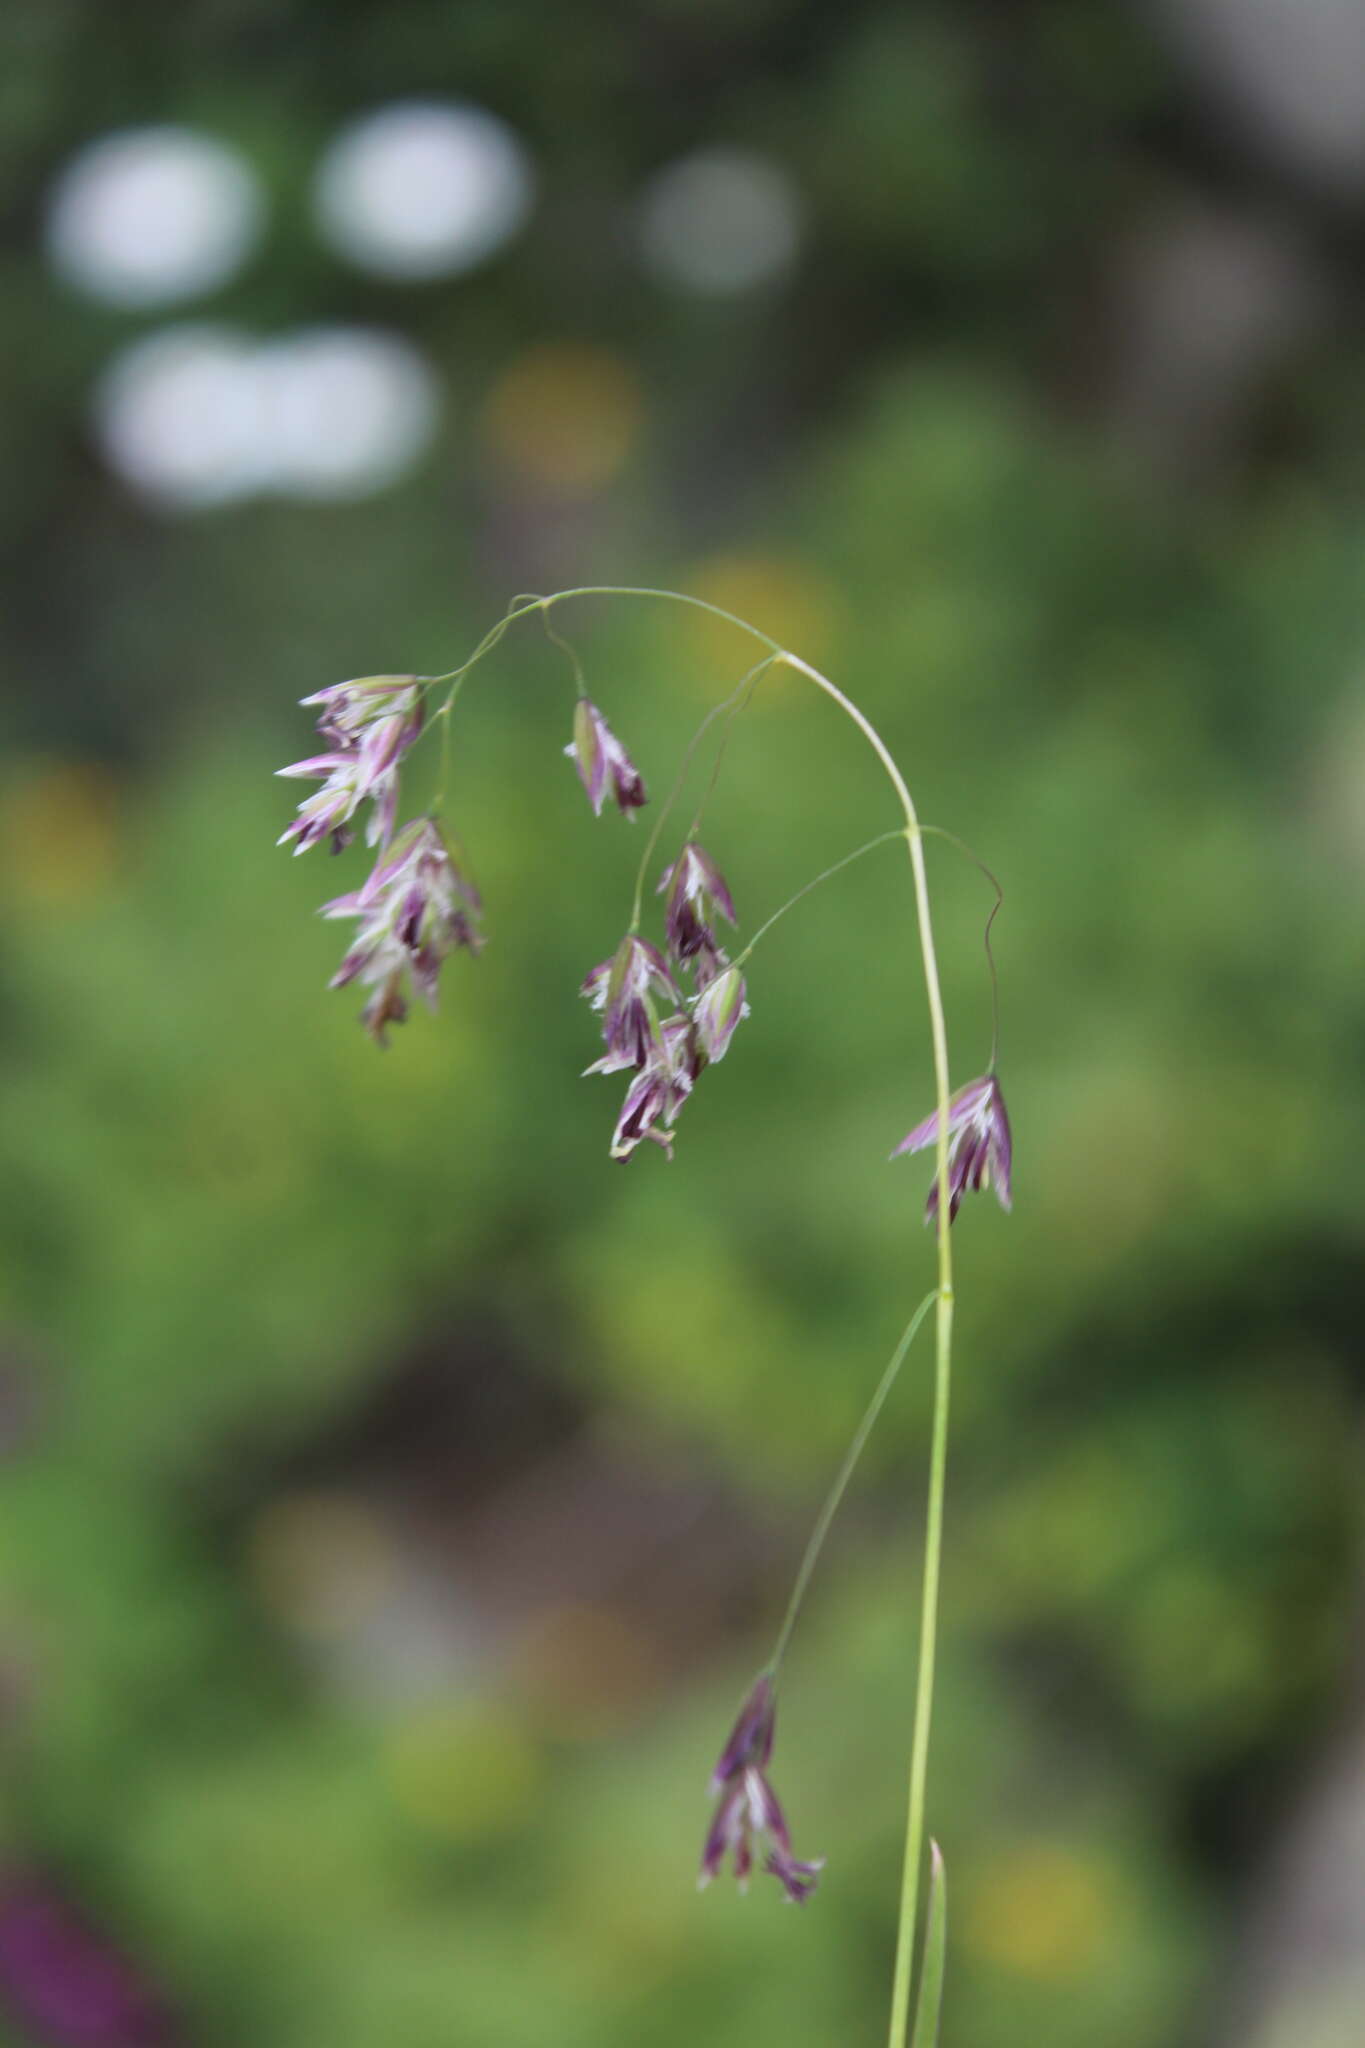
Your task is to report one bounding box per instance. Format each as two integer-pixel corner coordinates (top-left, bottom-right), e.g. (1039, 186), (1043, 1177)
(892, 1073), (1012, 1225)
(277, 677), (423, 854)
(0, 1873), (173, 2046)
(323, 818), (481, 1045)
(581, 935), (680, 1071)
(699, 1676), (823, 1905)
(566, 698), (647, 817)
(658, 842), (736, 971)
(692, 962), (748, 1064)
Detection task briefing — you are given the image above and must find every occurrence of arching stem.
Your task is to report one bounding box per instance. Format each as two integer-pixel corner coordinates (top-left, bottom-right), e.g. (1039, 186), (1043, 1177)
(778, 648), (955, 2048)
(438, 585), (959, 2045)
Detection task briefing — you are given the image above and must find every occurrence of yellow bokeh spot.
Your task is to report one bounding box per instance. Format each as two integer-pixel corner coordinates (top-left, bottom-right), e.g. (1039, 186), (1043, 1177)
(249, 1491), (398, 1638)
(510, 1600), (660, 1740)
(384, 1703), (541, 1842)
(966, 1842), (1121, 1981)
(481, 344), (644, 492)
(678, 554), (841, 677)
(0, 760), (120, 910)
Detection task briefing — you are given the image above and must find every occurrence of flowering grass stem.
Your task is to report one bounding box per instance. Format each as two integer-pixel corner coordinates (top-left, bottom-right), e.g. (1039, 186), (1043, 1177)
(434, 584), (964, 2045)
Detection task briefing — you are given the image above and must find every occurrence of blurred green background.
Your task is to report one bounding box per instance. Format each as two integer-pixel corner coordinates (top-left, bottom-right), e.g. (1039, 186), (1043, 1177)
(2, 3), (1365, 2044)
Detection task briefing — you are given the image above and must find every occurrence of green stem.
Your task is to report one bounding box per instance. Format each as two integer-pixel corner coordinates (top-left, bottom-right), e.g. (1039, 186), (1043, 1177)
(427, 674), (466, 816)
(685, 657), (769, 841)
(768, 1290), (938, 1678)
(893, 1278), (953, 2046)
(627, 654), (777, 931)
(735, 830), (905, 967)
(427, 585), (787, 690)
(538, 608), (589, 695)
(918, 823), (1005, 1074)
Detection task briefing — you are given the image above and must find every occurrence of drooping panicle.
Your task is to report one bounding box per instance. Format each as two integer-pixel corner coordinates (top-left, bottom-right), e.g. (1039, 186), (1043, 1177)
(699, 1675), (824, 1905)
(278, 675), (424, 854)
(891, 1073), (1012, 1225)
(566, 698), (648, 817)
(658, 842), (737, 972)
(323, 817), (482, 1044)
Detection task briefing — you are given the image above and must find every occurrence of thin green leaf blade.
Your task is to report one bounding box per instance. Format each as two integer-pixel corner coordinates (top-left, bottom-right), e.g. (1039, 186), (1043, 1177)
(908, 1840), (947, 2048)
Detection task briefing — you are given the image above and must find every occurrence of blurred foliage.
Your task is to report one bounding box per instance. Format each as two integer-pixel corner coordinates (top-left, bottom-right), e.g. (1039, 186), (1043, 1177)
(2, 3), (1365, 2046)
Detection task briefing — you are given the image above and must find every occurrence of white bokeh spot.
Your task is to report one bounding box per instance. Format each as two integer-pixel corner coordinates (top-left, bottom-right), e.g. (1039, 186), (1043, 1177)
(93, 327), (267, 508)
(258, 328), (441, 499)
(46, 127), (264, 309)
(637, 147), (802, 296)
(93, 325), (441, 512)
(314, 99), (535, 280)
